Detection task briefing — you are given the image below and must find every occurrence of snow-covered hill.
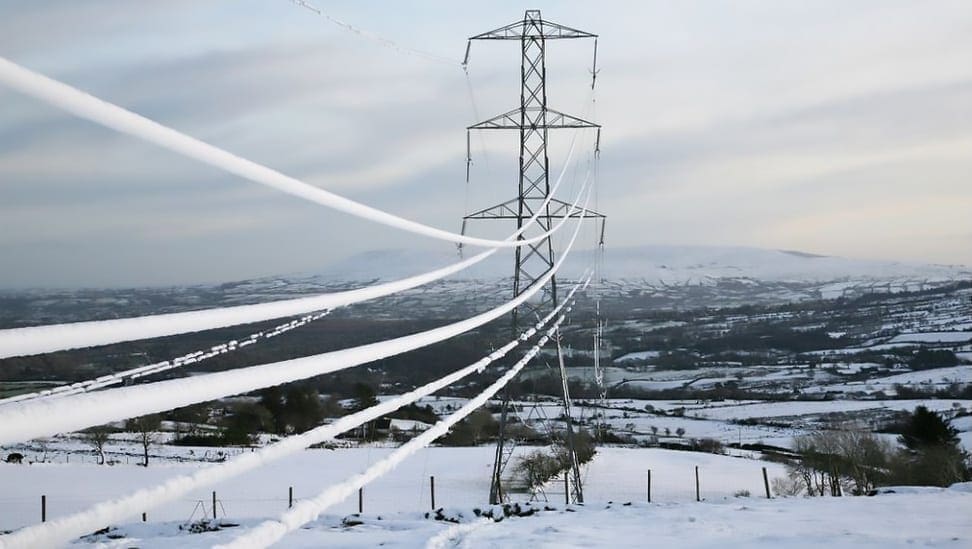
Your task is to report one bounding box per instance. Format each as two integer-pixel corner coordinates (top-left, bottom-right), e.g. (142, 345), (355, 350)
(319, 245), (970, 286)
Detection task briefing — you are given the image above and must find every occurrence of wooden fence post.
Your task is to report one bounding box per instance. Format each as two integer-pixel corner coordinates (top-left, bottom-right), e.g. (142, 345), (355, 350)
(41, 495), (46, 522)
(212, 491), (217, 520)
(762, 467), (771, 499)
(358, 487), (363, 514)
(289, 486), (294, 509)
(430, 476), (436, 510)
(695, 466), (700, 502)
(647, 470), (652, 503)
(142, 512), (147, 522)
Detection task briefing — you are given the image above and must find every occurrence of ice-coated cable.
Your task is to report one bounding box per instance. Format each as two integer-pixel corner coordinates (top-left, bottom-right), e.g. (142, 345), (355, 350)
(0, 278), (587, 549)
(0, 310), (332, 406)
(0, 186), (590, 444)
(0, 56), (584, 250)
(0, 156), (590, 360)
(288, 0), (460, 66)
(222, 307), (574, 549)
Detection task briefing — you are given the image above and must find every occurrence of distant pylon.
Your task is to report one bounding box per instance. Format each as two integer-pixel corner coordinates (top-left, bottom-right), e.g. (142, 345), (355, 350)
(461, 9), (604, 506)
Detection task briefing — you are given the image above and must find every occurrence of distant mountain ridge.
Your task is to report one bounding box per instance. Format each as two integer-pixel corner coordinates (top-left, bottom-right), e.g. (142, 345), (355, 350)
(318, 245), (971, 285)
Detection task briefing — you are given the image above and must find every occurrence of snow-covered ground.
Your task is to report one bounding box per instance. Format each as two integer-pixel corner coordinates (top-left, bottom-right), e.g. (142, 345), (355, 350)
(812, 366), (972, 394)
(0, 446), (519, 534)
(681, 399), (972, 422)
(889, 332), (972, 344)
(1, 448), (968, 547)
(54, 489), (972, 548)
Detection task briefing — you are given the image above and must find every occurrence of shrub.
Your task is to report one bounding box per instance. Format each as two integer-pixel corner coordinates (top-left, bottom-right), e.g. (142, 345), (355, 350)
(690, 438), (725, 454)
(771, 475), (805, 497)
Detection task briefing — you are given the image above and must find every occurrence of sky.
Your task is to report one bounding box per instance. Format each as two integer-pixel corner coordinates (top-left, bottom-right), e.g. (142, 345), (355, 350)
(0, 0), (970, 288)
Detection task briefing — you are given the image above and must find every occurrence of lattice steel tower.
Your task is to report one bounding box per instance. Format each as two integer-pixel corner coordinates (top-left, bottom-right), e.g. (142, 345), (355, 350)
(462, 9), (604, 505)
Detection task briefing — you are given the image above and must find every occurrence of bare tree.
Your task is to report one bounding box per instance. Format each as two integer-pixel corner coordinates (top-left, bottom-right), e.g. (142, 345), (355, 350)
(791, 429), (896, 496)
(83, 425), (112, 465)
(126, 415), (161, 467)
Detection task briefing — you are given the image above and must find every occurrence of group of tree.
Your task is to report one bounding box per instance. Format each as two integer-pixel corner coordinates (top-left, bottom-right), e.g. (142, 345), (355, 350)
(439, 409), (500, 446)
(780, 406), (970, 496)
(907, 349), (960, 371)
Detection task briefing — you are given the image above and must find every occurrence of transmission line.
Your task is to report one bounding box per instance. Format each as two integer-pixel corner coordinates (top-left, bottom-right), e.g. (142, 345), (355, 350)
(0, 277), (587, 549)
(223, 305), (575, 548)
(0, 56), (577, 250)
(288, 0), (461, 67)
(0, 142), (588, 360)
(0, 310), (332, 406)
(0, 192), (590, 445)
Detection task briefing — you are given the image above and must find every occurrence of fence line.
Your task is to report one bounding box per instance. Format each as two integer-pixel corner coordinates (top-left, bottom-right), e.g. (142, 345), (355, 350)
(2, 465), (780, 533)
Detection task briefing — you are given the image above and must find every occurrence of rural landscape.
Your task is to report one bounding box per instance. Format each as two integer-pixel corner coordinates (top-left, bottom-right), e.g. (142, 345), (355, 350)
(1, 2), (971, 548)
(1, 248), (970, 547)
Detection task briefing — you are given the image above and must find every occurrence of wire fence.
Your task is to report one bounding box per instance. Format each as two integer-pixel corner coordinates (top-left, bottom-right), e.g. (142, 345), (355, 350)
(0, 456), (783, 534)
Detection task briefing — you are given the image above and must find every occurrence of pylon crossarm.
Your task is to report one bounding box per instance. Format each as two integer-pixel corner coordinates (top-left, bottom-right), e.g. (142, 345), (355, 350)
(545, 108), (600, 129)
(547, 198), (605, 219)
(463, 199), (520, 219)
(469, 15), (597, 41)
(468, 107), (599, 130)
(465, 198), (604, 221)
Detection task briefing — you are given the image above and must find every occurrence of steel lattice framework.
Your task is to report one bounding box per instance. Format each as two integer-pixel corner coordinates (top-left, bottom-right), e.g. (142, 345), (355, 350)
(463, 9), (605, 326)
(462, 9), (604, 506)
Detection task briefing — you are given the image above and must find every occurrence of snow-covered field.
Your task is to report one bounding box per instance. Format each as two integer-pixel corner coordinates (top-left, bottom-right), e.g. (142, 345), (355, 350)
(681, 399), (972, 422)
(0, 446), (508, 533)
(40, 490), (972, 548)
(0, 447), (778, 533)
(1, 447), (969, 547)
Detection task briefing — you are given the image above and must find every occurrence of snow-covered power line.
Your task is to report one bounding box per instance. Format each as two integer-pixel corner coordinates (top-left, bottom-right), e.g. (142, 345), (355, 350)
(0, 310), (332, 406)
(0, 164), (589, 360)
(0, 56), (585, 250)
(0, 190), (590, 444)
(222, 307), (573, 549)
(288, 0), (460, 66)
(0, 280), (587, 549)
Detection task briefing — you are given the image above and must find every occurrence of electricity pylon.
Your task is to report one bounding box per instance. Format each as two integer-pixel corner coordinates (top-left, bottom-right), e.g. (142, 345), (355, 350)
(462, 9), (604, 506)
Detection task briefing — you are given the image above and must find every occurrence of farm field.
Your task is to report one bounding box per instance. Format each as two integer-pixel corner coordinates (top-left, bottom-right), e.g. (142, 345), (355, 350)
(1, 447), (968, 547)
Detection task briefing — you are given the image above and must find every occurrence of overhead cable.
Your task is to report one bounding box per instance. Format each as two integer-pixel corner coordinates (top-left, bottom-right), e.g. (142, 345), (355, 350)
(0, 279), (587, 549)
(224, 307), (573, 548)
(0, 56), (582, 250)
(0, 310), (331, 405)
(0, 187), (590, 444)
(0, 161), (589, 361)
(288, 0), (460, 66)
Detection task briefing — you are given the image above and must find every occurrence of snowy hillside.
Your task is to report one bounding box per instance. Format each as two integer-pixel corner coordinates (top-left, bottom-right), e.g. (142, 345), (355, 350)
(319, 245), (970, 286)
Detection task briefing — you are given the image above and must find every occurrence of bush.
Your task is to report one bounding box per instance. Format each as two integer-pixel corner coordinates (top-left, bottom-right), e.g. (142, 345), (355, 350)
(690, 438), (725, 454)
(897, 406), (960, 450)
(772, 475), (805, 497)
(790, 409), (971, 495)
(513, 449), (562, 495)
(511, 429), (597, 497)
(439, 409), (499, 446)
